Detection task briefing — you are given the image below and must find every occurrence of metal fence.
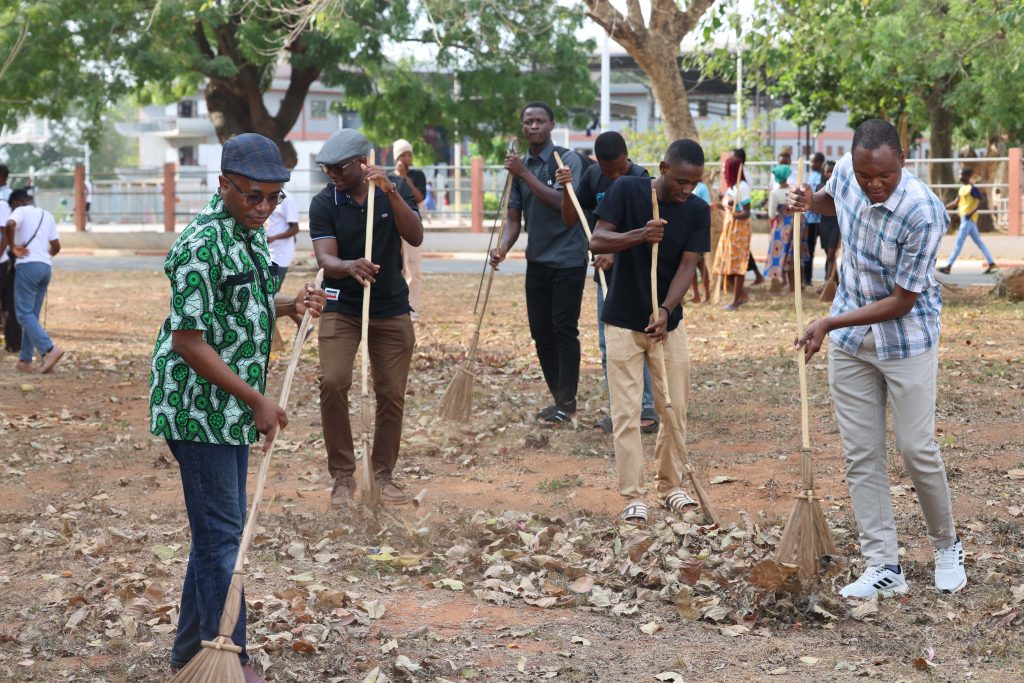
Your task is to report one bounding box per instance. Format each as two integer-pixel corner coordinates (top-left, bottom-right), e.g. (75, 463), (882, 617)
(7, 153), (1023, 234)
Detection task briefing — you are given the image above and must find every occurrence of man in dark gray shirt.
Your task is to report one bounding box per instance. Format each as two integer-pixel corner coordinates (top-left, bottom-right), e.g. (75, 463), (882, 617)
(490, 102), (588, 426)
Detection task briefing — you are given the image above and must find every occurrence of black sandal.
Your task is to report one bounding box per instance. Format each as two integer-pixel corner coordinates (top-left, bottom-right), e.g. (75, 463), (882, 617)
(535, 405), (558, 421)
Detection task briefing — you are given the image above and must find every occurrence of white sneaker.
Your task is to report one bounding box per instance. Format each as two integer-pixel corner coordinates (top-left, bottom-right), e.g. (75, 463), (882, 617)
(839, 565), (909, 600)
(934, 540), (967, 594)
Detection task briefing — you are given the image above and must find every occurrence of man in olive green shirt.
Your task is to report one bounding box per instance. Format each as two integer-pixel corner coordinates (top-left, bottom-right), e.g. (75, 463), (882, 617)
(150, 134), (325, 681)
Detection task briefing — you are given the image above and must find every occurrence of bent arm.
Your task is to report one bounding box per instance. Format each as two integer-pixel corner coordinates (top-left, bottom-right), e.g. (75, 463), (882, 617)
(825, 285), (918, 330)
(590, 219), (647, 254)
(171, 330), (267, 409)
(392, 191), (424, 246)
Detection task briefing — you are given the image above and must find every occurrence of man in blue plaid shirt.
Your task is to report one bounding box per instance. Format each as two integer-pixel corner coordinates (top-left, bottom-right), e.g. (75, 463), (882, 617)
(788, 119), (965, 601)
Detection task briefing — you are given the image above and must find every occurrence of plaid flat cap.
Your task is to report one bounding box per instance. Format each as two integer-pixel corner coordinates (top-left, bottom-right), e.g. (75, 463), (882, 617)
(315, 129), (370, 165)
(221, 133), (291, 183)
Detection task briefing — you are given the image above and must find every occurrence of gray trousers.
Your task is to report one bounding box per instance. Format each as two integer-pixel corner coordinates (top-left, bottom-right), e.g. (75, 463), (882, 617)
(828, 330), (957, 565)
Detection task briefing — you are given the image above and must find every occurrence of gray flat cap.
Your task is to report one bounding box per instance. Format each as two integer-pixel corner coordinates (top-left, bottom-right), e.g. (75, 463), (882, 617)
(315, 129), (370, 165)
(221, 133), (291, 182)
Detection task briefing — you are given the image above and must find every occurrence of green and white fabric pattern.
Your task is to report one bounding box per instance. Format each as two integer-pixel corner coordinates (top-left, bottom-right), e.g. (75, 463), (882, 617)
(149, 194), (278, 445)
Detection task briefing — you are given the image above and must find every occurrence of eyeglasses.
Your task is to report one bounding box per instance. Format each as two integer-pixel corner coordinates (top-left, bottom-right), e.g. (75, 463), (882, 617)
(319, 157), (360, 175)
(225, 175), (286, 207)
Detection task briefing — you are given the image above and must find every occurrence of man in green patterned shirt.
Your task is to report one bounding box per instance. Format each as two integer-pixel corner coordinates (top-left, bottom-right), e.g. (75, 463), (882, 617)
(149, 133), (325, 681)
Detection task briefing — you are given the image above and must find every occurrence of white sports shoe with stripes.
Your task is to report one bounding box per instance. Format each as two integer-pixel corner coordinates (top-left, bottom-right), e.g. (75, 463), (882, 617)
(839, 565), (909, 600)
(934, 540), (967, 594)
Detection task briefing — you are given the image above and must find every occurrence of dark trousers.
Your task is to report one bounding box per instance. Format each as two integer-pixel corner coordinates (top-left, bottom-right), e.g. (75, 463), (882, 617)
(525, 262), (586, 412)
(804, 222), (820, 285)
(0, 260), (21, 352)
(318, 312), (415, 482)
(167, 439), (249, 669)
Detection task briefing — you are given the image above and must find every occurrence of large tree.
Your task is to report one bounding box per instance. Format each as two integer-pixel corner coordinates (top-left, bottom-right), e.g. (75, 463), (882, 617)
(3, 1), (596, 168)
(715, 0), (1022, 193)
(583, 0), (717, 142)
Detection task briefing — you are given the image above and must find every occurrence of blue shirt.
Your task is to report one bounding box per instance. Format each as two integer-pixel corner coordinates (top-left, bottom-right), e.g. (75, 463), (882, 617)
(825, 154), (946, 360)
(694, 182), (711, 205)
(804, 169), (822, 224)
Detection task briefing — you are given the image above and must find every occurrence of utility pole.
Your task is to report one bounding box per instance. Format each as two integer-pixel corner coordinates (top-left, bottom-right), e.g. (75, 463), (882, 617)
(600, 32), (611, 132)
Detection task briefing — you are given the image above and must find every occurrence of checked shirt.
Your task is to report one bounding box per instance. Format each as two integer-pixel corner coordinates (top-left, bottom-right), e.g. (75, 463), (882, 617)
(149, 194), (279, 445)
(825, 153), (947, 360)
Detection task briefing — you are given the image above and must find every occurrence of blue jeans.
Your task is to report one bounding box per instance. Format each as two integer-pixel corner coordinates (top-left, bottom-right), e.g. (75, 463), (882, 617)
(13, 261), (53, 362)
(946, 216), (994, 266)
(167, 439), (249, 669)
(597, 280), (655, 418)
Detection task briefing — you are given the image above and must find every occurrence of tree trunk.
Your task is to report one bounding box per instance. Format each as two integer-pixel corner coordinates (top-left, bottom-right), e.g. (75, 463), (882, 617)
(925, 90), (955, 203)
(584, 0), (715, 145)
(635, 50), (699, 142)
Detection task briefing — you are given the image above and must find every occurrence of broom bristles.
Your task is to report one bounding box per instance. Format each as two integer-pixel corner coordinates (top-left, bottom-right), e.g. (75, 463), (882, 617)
(775, 494), (838, 580)
(438, 365), (477, 423)
(169, 638), (246, 683)
(359, 402), (379, 507)
(687, 471), (722, 527)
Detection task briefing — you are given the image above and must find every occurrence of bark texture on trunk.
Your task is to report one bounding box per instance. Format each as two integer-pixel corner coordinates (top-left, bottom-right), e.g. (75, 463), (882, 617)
(193, 18), (320, 169)
(925, 88), (955, 200)
(584, 0), (715, 143)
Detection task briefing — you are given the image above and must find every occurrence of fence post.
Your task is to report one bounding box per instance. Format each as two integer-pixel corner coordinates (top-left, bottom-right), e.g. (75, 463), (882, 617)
(73, 164), (87, 232)
(163, 162), (176, 233)
(1009, 147), (1021, 237)
(470, 156), (484, 233)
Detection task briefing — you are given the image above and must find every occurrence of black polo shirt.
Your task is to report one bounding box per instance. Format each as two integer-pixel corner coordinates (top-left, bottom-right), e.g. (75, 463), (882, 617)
(593, 176), (710, 333)
(309, 178), (418, 318)
(574, 162), (649, 284)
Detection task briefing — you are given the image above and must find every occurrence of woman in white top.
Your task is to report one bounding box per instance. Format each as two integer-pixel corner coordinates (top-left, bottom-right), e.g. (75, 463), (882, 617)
(1, 189), (63, 373)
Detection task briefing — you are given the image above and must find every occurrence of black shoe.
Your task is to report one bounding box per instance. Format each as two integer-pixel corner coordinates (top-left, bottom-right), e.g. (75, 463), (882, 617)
(535, 405), (558, 420)
(937, 265), (951, 274)
(983, 263), (998, 274)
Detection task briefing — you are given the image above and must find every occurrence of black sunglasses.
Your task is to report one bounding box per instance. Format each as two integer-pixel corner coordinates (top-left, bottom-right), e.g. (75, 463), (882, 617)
(225, 175), (286, 207)
(318, 157), (361, 175)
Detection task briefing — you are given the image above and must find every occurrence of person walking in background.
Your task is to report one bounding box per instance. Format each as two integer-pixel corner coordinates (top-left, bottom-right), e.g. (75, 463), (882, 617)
(2, 189), (62, 373)
(265, 193), (301, 325)
(712, 157), (751, 311)
(938, 168), (997, 275)
(789, 119), (965, 601)
(552, 130), (659, 435)
(393, 138), (428, 320)
(489, 102), (588, 427)
(817, 160), (840, 284)
(802, 152), (825, 285)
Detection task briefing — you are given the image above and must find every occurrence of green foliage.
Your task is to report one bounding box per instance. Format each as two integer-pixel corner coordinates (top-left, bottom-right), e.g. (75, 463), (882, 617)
(344, 0), (596, 161)
(623, 113), (776, 170)
(695, 0), (1024, 147)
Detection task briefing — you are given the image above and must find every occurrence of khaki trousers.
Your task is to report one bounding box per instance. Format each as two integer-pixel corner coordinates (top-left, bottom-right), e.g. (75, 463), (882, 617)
(318, 312), (415, 482)
(829, 330), (956, 565)
(606, 324), (690, 501)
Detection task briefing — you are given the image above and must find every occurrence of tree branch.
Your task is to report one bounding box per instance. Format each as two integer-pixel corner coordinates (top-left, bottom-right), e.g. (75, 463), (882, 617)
(584, 0), (642, 50)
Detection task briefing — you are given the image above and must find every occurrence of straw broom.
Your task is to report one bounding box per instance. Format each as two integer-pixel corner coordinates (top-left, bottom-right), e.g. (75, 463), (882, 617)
(649, 185), (722, 526)
(553, 151), (608, 294)
(774, 158), (837, 580)
(358, 150), (380, 507)
(819, 247), (840, 302)
(170, 269), (325, 683)
(437, 161), (514, 423)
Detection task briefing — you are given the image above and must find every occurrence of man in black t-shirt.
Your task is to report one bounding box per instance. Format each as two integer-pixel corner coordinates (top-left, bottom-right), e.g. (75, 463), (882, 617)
(310, 129), (423, 508)
(489, 102), (588, 426)
(590, 139), (711, 524)
(393, 138), (427, 320)
(553, 131), (658, 436)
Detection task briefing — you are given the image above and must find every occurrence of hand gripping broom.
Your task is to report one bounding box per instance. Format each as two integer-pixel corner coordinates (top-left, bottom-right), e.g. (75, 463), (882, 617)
(358, 150), (381, 507)
(170, 268), (324, 683)
(649, 185), (721, 526)
(437, 144), (516, 423)
(553, 150), (607, 294)
(774, 158), (837, 580)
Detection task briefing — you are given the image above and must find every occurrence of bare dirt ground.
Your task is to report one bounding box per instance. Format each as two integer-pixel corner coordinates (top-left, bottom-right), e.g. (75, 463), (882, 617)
(1, 266), (1022, 683)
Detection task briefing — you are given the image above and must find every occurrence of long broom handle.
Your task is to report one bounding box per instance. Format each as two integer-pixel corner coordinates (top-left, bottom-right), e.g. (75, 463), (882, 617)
(791, 158), (813, 490)
(474, 141), (518, 315)
(553, 151), (608, 293)
(467, 162), (515, 361)
(233, 268), (325, 573)
(361, 150), (377, 397)
(649, 185), (674, 406)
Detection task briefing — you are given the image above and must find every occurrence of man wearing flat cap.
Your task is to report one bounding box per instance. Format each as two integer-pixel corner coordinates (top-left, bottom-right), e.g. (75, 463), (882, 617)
(310, 129), (424, 508)
(149, 132), (326, 682)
